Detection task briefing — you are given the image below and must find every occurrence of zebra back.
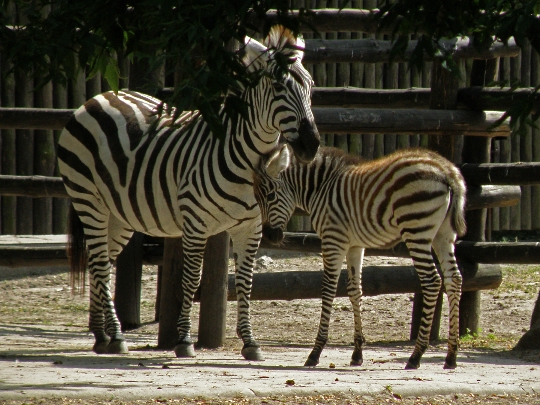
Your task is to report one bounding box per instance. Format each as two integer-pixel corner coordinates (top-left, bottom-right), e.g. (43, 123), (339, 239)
(256, 146), (467, 244)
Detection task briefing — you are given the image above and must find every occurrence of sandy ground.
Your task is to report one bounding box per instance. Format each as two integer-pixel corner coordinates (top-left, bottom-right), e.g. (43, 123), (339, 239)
(0, 252), (539, 403)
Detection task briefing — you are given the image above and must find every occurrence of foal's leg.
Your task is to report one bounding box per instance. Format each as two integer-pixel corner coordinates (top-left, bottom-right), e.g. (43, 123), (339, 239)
(404, 236), (442, 370)
(305, 241), (347, 367)
(346, 247), (366, 366)
(432, 221), (462, 369)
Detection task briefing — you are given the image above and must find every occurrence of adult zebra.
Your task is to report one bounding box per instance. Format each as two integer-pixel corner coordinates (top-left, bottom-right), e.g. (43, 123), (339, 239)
(254, 145), (466, 369)
(57, 25), (320, 360)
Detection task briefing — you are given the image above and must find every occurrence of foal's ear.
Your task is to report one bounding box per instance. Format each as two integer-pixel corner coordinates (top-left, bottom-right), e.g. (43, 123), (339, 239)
(265, 144), (290, 178)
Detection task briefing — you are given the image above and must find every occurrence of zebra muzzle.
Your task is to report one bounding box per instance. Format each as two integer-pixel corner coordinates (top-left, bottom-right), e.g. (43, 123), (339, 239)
(262, 224), (284, 244)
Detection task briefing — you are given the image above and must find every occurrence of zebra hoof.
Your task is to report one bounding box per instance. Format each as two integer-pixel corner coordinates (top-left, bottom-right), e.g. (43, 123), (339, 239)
(304, 358), (319, 367)
(107, 339), (129, 354)
(350, 358), (363, 367)
(93, 340), (110, 354)
(241, 345), (264, 361)
(405, 361), (420, 370)
(444, 360), (457, 369)
(174, 343), (196, 358)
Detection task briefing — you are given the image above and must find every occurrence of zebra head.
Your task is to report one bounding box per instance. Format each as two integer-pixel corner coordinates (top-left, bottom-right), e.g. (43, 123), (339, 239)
(242, 26), (320, 163)
(254, 144), (295, 244)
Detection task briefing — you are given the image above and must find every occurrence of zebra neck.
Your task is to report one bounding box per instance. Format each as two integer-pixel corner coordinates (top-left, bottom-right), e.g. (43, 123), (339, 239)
(233, 116), (281, 171)
(287, 157), (341, 215)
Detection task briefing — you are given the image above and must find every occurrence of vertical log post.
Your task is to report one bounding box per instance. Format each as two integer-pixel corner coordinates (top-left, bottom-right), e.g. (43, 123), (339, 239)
(459, 58), (499, 336)
(158, 238), (183, 349)
(410, 58), (460, 342)
(114, 51), (164, 329)
(197, 232), (230, 348)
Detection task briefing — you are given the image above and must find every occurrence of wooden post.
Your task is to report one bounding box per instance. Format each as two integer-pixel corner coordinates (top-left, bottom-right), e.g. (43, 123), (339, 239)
(34, 62), (55, 235)
(197, 232), (230, 348)
(112, 51), (165, 328)
(158, 238), (183, 349)
(15, 71), (34, 234)
(411, 57), (460, 342)
(459, 57), (499, 336)
(114, 232), (144, 330)
(1, 55), (17, 234)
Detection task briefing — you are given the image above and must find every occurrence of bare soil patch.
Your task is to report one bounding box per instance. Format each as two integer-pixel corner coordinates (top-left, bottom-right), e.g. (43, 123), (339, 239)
(1, 251), (539, 404)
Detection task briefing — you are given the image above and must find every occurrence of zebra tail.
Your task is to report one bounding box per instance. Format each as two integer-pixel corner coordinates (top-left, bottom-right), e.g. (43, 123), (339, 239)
(67, 204), (88, 295)
(449, 171), (467, 238)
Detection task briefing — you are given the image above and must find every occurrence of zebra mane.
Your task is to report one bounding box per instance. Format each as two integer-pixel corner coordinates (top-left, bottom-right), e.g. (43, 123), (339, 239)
(263, 25), (304, 61)
(317, 146), (365, 166)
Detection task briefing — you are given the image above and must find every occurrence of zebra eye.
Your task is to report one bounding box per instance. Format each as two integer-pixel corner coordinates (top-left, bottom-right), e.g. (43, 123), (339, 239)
(267, 191), (276, 200)
(273, 82), (285, 92)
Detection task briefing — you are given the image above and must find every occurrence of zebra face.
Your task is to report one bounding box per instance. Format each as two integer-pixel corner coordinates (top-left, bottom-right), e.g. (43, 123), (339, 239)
(254, 145), (295, 244)
(243, 26), (320, 164)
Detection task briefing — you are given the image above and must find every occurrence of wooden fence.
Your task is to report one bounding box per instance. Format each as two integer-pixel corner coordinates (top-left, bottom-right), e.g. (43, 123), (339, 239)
(1, 4), (540, 350)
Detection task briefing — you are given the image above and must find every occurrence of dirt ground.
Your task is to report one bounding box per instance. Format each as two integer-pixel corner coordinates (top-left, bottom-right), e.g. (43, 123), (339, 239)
(1, 251), (539, 404)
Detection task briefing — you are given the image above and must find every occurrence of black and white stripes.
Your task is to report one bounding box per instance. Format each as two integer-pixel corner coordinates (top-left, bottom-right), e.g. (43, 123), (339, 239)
(254, 145), (466, 369)
(58, 26), (320, 360)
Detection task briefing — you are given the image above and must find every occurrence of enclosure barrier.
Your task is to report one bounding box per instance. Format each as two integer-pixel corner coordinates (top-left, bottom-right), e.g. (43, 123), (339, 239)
(1, 6), (537, 348)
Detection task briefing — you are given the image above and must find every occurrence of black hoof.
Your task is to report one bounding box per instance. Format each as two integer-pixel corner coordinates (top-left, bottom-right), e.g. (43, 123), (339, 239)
(304, 357), (319, 367)
(405, 361), (420, 370)
(107, 339), (129, 354)
(174, 343), (196, 358)
(241, 343), (264, 361)
(93, 340), (110, 354)
(444, 360), (457, 369)
(350, 358), (363, 366)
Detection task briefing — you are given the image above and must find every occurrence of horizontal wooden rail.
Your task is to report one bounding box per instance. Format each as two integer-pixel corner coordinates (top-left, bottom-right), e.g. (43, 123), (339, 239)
(0, 175), (520, 212)
(2, 234), (540, 267)
(0, 175), (66, 197)
(5, 87), (539, 133)
(258, 233), (540, 265)
(219, 263), (501, 302)
(310, 87), (540, 114)
(459, 162), (540, 186)
(313, 108), (510, 136)
(303, 37), (519, 64)
(0, 108), (74, 130)
(249, 8), (385, 34)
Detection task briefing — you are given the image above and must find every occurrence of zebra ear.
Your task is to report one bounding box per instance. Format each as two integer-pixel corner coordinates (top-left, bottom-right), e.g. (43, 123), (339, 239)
(265, 144), (290, 178)
(242, 36), (268, 71)
(295, 34), (305, 62)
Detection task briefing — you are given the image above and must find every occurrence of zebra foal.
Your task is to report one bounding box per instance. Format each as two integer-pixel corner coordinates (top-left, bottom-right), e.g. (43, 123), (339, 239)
(254, 145), (466, 369)
(57, 26), (320, 360)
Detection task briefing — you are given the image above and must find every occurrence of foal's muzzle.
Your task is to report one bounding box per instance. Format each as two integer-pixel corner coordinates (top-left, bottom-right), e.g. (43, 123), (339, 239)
(262, 223), (284, 244)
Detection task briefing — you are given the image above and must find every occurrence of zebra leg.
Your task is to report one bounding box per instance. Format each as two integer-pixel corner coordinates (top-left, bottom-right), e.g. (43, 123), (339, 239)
(84, 218), (129, 354)
(346, 247), (366, 366)
(305, 244), (347, 367)
(404, 242), (442, 370)
(174, 233), (205, 358)
(230, 224), (264, 361)
(432, 225), (462, 369)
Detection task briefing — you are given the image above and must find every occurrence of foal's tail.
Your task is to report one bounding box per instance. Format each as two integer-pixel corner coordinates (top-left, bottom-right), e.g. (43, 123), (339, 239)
(448, 167), (467, 238)
(67, 204), (88, 294)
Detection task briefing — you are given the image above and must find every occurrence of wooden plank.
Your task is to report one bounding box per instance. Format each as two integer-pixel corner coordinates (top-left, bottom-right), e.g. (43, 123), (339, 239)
(2, 235), (540, 267)
(303, 37), (519, 64)
(0, 108), (74, 130)
(0, 175), (67, 197)
(312, 108), (511, 136)
(219, 263), (502, 302)
(460, 162), (540, 186)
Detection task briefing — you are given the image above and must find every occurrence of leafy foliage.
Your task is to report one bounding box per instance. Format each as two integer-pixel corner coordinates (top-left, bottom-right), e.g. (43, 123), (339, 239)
(373, 0), (540, 134)
(0, 0), (307, 135)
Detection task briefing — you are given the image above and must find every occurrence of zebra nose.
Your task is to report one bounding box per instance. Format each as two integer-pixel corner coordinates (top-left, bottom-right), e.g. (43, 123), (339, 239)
(262, 224), (284, 244)
(292, 118), (320, 163)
